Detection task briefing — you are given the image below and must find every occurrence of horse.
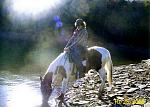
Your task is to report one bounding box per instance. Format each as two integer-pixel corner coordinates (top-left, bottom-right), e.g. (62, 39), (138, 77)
(40, 46), (113, 105)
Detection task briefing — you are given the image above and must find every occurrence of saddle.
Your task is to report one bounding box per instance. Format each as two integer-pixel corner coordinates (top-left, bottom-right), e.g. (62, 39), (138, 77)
(68, 47), (87, 63)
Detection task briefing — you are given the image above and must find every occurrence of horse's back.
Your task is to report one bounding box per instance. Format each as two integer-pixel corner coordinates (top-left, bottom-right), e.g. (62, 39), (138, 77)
(88, 46), (110, 59)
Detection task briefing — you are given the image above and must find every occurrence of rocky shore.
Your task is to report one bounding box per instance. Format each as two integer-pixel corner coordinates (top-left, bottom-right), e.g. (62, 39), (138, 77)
(64, 59), (150, 107)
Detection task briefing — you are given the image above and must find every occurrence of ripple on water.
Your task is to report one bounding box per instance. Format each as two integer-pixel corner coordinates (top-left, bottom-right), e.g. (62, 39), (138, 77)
(0, 72), (60, 107)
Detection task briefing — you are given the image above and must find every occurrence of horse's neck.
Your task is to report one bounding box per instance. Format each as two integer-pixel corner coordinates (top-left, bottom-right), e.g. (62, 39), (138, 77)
(48, 52), (68, 73)
(54, 52), (67, 65)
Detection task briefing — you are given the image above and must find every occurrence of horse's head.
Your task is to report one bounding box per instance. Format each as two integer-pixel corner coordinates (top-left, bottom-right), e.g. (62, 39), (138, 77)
(40, 72), (53, 102)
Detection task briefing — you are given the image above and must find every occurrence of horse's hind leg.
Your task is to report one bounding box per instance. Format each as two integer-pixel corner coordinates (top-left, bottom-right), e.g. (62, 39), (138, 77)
(105, 55), (113, 89)
(98, 68), (106, 98)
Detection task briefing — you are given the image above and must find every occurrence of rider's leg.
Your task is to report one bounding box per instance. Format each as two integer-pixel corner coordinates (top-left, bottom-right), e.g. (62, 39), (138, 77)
(71, 52), (84, 78)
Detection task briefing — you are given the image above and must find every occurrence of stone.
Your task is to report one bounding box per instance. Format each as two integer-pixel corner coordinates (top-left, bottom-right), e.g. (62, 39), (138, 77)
(116, 96), (124, 100)
(133, 69), (145, 72)
(131, 105), (141, 107)
(123, 86), (130, 89)
(113, 75), (120, 78)
(116, 90), (126, 94)
(144, 103), (150, 107)
(72, 100), (90, 105)
(114, 89), (119, 92)
(106, 87), (112, 92)
(115, 81), (124, 85)
(145, 88), (150, 91)
(108, 94), (116, 98)
(73, 83), (79, 88)
(138, 84), (147, 89)
(100, 105), (109, 107)
(127, 88), (139, 93)
(64, 59), (150, 107)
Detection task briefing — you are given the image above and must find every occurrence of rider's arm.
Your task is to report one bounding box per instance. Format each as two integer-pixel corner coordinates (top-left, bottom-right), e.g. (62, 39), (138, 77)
(65, 35), (74, 48)
(67, 29), (88, 49)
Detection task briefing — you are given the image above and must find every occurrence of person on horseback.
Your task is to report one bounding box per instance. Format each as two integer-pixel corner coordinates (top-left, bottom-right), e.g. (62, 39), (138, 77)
(64, 18), (88, 78)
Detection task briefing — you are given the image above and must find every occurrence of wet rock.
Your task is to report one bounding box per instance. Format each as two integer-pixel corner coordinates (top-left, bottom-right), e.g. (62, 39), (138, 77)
(64, 59), (150, 106)
(72, 100), (90, 105)
(116, 90), (126, 94)
(123, 86), (130, 89)
(108, 94), (116, 98)
(145, 88), (150, 91)
(114, 89), (119, 92)
(73, 83), (79, 88)
(116, 96), (124, 100)
(137, 84), (147, 89)
(115, 81), (124, 85)
(127, 88), (139, 93)
(133, 69), (145, 72)
(144, 102), (150, 107)
(131, 105), (141, 107)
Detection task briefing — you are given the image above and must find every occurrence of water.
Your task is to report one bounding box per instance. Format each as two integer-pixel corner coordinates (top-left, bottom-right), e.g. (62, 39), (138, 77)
(0, 71), (58, 107)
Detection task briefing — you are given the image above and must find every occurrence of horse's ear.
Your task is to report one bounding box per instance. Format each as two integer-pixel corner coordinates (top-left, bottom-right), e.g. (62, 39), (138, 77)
(40, 76), (43, 81)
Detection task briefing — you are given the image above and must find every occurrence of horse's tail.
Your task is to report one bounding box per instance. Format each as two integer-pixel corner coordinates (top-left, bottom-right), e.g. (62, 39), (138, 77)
(106, 53), (113, 87)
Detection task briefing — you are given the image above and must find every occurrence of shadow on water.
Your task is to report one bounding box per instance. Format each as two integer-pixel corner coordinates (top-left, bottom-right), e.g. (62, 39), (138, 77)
(0, 71), (59, 107)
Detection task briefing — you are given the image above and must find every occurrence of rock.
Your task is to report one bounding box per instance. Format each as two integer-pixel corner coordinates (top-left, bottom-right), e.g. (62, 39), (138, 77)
(131, 105), (141, 107)
(73, 83), (79, 88)
(144, 103), (150, 107)
(133, 69), (145, 72)
(130, 84), (137, 88)
(114, 89), (119, 92)
(123, 86), (130, 89)
(64, 59), (150, 107)
(113, 75), (120, 78)
(116, 90), (126, 94)
(145, 88), (150, 91)
(127, 88), (139, 93)
(115, 81), (124, 85)
(108, 94), (116, 98)
(99, 105), (109, 107)
(126, 94), (133, 97)
(72, 100), (90, 105)
(138, 84), (147, 89)
(106, 87), (112, 92)
(88, 90), (99, 94)
(119, 76), (126, 79)
(116, 96), (124, 100)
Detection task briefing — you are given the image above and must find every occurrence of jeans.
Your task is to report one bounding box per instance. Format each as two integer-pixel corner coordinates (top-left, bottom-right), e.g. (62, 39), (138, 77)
(68, 47), (85, 78)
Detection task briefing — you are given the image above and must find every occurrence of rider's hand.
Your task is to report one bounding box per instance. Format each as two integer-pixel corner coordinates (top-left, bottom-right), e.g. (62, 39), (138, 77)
(64, 48), (69, 52)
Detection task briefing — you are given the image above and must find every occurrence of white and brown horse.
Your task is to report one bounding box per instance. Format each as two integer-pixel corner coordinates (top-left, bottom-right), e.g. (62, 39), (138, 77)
(40, 46), (113, 104)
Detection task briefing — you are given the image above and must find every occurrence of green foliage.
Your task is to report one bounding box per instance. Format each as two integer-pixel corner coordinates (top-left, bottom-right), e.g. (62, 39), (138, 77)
(0, 0), (149, 70)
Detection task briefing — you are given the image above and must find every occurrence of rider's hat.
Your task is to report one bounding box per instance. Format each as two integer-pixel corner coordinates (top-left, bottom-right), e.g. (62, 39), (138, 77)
(74, 19), (86, 28)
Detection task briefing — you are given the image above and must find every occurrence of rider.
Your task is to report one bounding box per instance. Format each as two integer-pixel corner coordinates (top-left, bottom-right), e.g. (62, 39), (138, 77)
(64, 19), (88, 78)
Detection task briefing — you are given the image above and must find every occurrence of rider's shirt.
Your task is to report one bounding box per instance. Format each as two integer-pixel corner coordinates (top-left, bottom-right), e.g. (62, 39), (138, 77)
(65, 28), (88, 51)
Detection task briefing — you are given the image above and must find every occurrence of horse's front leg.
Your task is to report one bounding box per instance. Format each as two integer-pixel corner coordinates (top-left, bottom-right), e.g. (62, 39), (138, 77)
(98, 68), (106, 99)
(57, 78), (69, 107)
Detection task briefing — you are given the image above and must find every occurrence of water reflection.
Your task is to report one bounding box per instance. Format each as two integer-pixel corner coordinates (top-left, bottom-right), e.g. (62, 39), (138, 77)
(7, 84), (42, 107)
(0, 74), (58, 107)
